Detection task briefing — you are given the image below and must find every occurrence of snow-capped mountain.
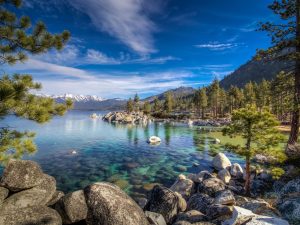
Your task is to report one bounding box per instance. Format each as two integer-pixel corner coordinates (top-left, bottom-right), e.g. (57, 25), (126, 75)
(36, 93), (126, 110)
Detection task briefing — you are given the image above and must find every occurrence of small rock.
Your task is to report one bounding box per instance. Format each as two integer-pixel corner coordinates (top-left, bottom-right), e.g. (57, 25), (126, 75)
(206, 204), (233, 220)
(176, 210), (207, 223)
(212, 153), (232, 171)
(230, 163), (244, 179)
(187, 193), (214, 213)
(0, 187), (9, 204)
(145, 211), (167, 225)
(198, 178), (226, 197)
(136, 197), (148, 208)
(0, 205), (62, 225)
(144, 185), (180, 224)
(0, 159), (44, 191)
(174, 192), (187, 212)
(170, 175), (194, 199)
(47, 191), (65, 206)
(188, 171), (214, 184)
(214, 190), (235, 205)
(176, 165), (187, 172)
(55, 190), (88, 224)
(84, 182), (148, 225)
(218, 169), (231, 184)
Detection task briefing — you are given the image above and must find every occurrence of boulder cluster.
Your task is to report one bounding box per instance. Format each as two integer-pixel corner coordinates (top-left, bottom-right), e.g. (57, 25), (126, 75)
(102, 111), (150, 125)
(0, 154), (297, 225)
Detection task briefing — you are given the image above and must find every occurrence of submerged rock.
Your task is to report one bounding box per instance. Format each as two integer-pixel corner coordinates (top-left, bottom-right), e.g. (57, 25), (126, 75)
(0, 159), (44, 191)
(0, 174), (56, 213)
(55, 190), (88, 224)
(84, 182), (149, 225)
(0, 205), (62, 225)
(144, 185), (179, 224)
(212, 153), (232, 171)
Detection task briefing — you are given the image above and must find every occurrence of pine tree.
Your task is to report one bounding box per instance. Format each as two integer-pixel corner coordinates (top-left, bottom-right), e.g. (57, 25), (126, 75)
(164, 92), (174, 114)
(244, 82), (256, 105)
(208, 79), (220, 118)
(134, 93), (140, 112)
(257, 0), (300, 157)
(153, 97), (161, 112)
(255, 79), (271, 110)
(143, 101), (151, 115)
(223, 105), (286, 195)
(126, 98), (134, 113)
(0, 0), (71, 162)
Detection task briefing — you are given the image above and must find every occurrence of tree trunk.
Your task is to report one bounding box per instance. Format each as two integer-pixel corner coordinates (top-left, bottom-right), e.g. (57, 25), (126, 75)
(287, 0), (300, 149)
(245, 155), (251, 196)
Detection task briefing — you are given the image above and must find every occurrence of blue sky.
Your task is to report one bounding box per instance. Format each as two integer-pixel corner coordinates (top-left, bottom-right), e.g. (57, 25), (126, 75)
(6, 0), (276, 98)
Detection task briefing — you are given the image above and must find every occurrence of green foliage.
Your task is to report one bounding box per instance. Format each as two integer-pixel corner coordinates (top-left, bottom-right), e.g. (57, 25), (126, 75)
(0, 0), (72, 162)
(153, 97), (161, 112)
(271, 167), (285, 180)
(143, 101), (151, 115)
(164, 92), (174, 113)
(133, 93), (140, 111)
(126, 98), (134, 113)
(0, 0), (70, 65)
(223, 105), (286, 194)
(194, 87), (208, 118)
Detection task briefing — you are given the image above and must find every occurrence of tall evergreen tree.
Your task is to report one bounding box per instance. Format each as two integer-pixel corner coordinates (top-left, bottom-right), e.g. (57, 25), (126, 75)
(153, 97), (161, 112)
(164, 92), (174, 114)
(134, 93), (140, 112)
(208, 79), (220, 118)
(0, 0), (71, 162)
(257, 0), (300, 158)
(244, 82), (256, 105)
(126, 98), (134, 113)
(143, 101), (151, 115)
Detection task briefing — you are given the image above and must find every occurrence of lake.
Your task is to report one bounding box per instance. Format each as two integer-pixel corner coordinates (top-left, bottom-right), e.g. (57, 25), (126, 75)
(1, 110), (244, 201)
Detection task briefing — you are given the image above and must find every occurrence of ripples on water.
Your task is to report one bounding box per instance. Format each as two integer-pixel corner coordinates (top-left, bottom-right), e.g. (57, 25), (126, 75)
(2, 111), (243, 200)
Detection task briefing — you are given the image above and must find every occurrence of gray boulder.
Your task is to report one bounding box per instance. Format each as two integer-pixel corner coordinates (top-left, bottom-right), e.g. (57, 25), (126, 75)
(145, 185), (180, 224)
(0, 187), (9, 204)
(205, 204), (233, 220)
(0, 205), (62, 225)
(223, 206), (289, 225)
(214, 190), (235, 205)
(218, 169), (231, 184)
(170, 175), (194, 199)
(198, 178), (226, 197)
(55, 190), (87, 224)
(84, 182), (149, 225)
(188, 171), (214, 183)
(230, 163), (244, 179)
(0, 174), (56, 213)
(145, 211), (167, 225)
(0, 159), (44, 191)
(278, 197), (300, 225)
(212, 153), (232, 171)
(187, 193), (214, 213)
(176, 210), (207, 223)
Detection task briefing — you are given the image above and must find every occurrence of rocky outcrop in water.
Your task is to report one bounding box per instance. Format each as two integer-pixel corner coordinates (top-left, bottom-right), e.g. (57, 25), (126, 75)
(103, 111), (150, 125)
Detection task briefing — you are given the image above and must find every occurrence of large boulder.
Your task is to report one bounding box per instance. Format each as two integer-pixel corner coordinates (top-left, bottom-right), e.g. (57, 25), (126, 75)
(0, 159), (44, 191)
(198, 178), (226, 197)
(212, 153), (232, 171)
(230, 163), (244, 179)
(0, 174), (56, 213)
(55, 190), (88, 224)
(187, 193), (214, 214)
(47, 191), (65, 206)
(0, 205), (62, 225)
(278, 178), (300, 197)
(170, 175), (194, 199)
(223, 206), (289, 225)
(0, 187), (9, 204)
(144, 185), (179, 224)
(214, 190), (235, 205)
(188, 171), (214, 184)
(218, 169), (231, 184)
(205, 204), (233, 221)
(145, 211), (167, 225)
(175, 210), (207, 223)
(84, 182), (149, 225)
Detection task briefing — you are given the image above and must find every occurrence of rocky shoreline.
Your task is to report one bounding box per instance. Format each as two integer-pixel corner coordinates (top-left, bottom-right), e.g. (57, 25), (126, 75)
(101, 111), (230, 127)
(0, 155), (299, 225)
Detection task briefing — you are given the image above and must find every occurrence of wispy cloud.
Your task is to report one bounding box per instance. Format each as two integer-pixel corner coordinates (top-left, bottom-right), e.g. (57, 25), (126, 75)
(68, 0), (157, 55)
(8, 60), (194, 98)
(194, 42), (241, 51)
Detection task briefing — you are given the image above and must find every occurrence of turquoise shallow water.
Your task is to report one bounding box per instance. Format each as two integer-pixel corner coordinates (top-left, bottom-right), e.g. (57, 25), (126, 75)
(1, 111), (243, 200)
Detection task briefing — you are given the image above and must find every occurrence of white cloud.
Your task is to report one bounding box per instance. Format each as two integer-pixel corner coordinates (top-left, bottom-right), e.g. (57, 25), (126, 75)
(8, 59), (194, 98)
(194, 42), (241, 51)
(68, 0), (157, 55)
